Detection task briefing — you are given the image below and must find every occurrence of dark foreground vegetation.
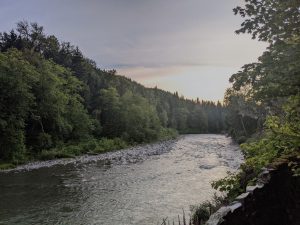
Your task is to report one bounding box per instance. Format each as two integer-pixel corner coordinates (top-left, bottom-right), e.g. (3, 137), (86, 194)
(188, 0), (300, 224)
(0, 22), (226, 168)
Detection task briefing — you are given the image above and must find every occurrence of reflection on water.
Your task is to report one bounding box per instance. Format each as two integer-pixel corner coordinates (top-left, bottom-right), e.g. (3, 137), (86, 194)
(0, 134), (243, 225)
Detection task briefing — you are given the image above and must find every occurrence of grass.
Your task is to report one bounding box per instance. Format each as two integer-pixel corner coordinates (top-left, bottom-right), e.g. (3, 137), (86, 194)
(38, 138), (129, 160)
(0, 162), (15, 170)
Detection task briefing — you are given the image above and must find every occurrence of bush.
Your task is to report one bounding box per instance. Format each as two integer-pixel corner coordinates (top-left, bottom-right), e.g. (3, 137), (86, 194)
(190, 194), (228, 224)
(212, 95), (300, 201)
(94, 138), (128, 153)
(79, 139), (98, 153)
(39, 149), (74, 160)
(0, 163), (15, 170)
(191, 204), (210, 224)
(38, 138), (129, 160)
(158, 128), (178, 140)
(237, 136), (247, 144)
(36, 133), (53, 150)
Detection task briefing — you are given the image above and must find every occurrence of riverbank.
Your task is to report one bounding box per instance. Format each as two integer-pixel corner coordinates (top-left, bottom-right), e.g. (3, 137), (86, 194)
(0, 129), (178, 171)
(0, 135), (179, 173)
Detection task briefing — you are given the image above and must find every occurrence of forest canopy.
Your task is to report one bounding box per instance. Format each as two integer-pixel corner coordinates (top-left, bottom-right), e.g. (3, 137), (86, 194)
(0, 22), (226, 164)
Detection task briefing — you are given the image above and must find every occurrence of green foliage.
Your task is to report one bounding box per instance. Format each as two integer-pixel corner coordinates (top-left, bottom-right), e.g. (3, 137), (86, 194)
(30, 58), (94, 146)
(98, 87), (122, 137)
(0, 162), (15, 170)
(211, 172), (238, 192)
(211, 172), (245, 200)
(241, 95), (300, 172)
(214, 0), (300, 203)
(190, 194), (228, 224)
(92, 138), (128, 153)
(0, 21), (226, 165)
(39, 138), (128, 160)
(191, 204), (210, 224)
(119, 91), (162, 143)
(158, 128), (178, 141)
(233, 0), (300, 42)
(0, 49), (36, 161)
(187, 107), (206, 132)
(226, 0), (300, 142)
(0, 48), (94, 161)
(36, 133), (53, 149)
(229, 37), (300, 102)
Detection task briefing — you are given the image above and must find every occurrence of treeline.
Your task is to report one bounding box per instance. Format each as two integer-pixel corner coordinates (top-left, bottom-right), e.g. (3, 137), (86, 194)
(214, 0), (300, 200)
(0, 22), (225, 164)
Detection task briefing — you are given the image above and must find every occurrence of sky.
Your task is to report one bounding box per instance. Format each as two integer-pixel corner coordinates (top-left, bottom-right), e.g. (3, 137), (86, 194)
(0, 0), (267, 101)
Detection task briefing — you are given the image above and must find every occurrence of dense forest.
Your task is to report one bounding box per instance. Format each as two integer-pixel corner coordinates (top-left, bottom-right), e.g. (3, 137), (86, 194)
(212, 0), (300, 200)
(0, 22), (226, 166)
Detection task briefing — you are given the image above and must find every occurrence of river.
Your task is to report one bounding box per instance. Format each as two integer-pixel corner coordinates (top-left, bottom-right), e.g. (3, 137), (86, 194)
(0, 134), (243, 225)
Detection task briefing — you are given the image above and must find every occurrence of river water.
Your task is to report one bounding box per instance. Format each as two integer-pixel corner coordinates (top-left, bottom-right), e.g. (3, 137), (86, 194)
(0, 134), (243, 225)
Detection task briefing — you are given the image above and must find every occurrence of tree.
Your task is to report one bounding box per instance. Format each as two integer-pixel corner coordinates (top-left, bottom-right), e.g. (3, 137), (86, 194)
(0, 21), (228, 163)
(215, 0), (300, 199)
(187, 106), (208, 133)
(119, 91), (161, 143)
(0, 49), (36, 161)
(227, 0), (300, 140)
(99, 87), (122, 137)
(234, 0), (300, 42)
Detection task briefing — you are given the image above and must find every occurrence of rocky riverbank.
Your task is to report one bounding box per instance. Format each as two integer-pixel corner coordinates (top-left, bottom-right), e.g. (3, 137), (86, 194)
(1, 138), (178, 173)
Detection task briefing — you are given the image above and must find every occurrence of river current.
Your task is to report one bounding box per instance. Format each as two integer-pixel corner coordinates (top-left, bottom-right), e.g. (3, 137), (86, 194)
(0, 134), (243, 225)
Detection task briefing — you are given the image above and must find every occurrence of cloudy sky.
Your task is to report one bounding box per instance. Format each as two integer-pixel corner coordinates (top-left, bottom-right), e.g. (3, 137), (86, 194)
(0, 0), (267, 101)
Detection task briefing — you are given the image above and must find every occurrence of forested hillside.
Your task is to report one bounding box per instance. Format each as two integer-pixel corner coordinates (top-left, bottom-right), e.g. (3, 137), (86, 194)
(0, 22), (225, 165)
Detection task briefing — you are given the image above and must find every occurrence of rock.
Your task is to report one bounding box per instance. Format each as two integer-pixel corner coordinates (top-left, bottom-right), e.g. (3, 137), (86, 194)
(228, 201), (242, 212)
(235, 192), (250, 201)
(206, 207), (230, 225)
(246, 184), (263, 193)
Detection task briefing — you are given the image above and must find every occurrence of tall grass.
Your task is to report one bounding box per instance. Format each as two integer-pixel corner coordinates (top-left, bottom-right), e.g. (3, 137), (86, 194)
(160, 194), (228, 225)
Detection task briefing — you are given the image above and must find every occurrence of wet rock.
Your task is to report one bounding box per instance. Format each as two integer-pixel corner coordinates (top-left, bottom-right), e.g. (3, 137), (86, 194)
(199, 165), (216, 170)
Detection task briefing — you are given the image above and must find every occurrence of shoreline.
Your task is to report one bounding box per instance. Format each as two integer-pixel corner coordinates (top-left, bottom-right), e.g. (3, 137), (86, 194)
(0, 137), (180, 173)
(0, 134), (229, 173)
